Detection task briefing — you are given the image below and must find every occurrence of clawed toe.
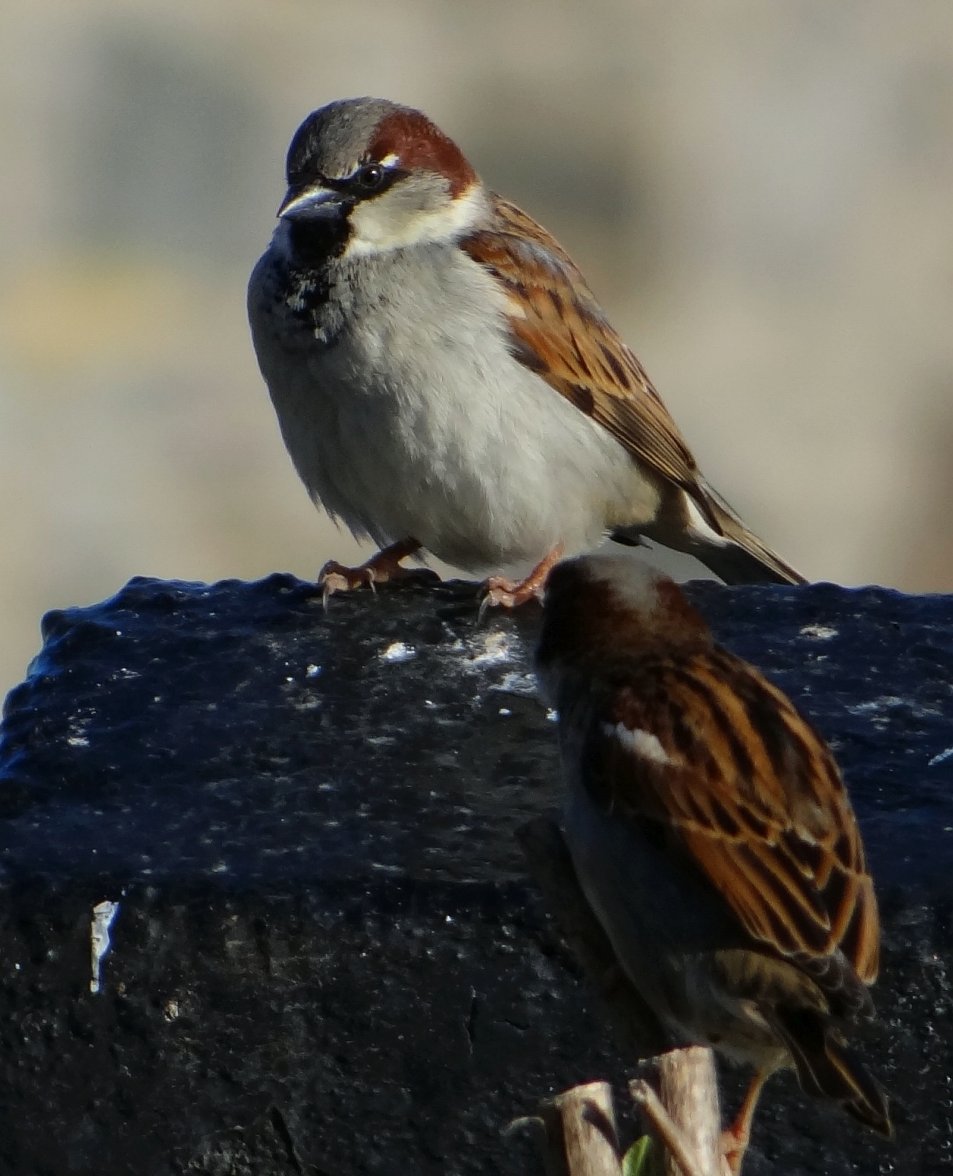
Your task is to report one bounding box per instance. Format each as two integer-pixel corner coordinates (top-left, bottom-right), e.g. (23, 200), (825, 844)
(481, 577), (544, 610)
(316, 538), (434, 603)
(479, 543), (565, 613)
(318, 562), (376, 600)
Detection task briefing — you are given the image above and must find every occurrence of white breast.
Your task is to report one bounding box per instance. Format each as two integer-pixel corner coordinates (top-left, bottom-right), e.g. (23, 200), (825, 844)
(250, 232), (660, 575)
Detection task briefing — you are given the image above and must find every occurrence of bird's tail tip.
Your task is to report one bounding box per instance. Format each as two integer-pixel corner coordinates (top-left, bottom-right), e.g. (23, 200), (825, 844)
(696, 486), (807, 585)
(771, 1007), (892, 1138)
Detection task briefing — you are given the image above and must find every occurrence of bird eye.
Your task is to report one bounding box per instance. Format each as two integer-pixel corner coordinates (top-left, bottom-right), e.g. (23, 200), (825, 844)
(353, 163), (387, 192)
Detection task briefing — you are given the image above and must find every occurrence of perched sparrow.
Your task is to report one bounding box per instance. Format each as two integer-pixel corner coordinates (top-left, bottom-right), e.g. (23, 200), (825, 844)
(248, 97), (805, 603)
(536, 553), (889, 1167)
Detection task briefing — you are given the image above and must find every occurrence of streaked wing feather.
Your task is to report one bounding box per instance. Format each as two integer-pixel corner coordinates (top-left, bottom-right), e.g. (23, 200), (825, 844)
(461, 196), (702, 494)
(591, 648), (879, 983)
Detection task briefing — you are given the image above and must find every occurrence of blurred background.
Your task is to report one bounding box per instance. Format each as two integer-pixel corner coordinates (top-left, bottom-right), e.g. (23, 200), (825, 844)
(2, 0), (952, 701)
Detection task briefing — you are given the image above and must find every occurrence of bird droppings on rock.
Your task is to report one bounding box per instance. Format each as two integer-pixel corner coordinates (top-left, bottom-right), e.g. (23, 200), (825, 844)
(456, 628), (521, 669)
(379, 640), (417, 663)
(799, 623), (839, 641)
(490, 671), (539, 699)
(89, 900), (120, 995)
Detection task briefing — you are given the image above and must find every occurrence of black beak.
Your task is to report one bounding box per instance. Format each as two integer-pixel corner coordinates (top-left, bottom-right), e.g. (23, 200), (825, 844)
(277, 185), (346, 223)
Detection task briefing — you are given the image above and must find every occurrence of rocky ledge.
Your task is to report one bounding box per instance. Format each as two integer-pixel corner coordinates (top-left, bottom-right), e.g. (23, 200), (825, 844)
(0, 573), (951, 1175)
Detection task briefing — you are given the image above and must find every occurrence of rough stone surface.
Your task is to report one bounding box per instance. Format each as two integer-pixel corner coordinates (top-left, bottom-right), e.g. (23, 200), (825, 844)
(1, 573), (951, 1175)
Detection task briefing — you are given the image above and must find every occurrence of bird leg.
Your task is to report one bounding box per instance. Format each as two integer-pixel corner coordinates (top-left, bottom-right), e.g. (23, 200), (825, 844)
(318, 537), (434, 601)
(481, 543), (565, 610)
(720, 1069), (769, 1175)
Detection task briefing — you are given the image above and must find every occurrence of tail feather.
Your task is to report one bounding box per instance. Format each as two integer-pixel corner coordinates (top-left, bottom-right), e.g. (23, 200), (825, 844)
(612, 480), (807, 584)
(694, 483), (806, 585)
(691, 534), (806, 586)
(768, 1006), (892, 1137)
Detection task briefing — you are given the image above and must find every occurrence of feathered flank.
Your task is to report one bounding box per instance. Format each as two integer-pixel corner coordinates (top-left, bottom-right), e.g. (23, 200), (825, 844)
(464, 199), (805, 586)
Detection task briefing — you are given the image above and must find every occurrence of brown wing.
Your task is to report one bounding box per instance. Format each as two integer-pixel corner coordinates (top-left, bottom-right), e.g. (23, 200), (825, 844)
(589, 647), (879, 985)
(461, 195), (703, 497)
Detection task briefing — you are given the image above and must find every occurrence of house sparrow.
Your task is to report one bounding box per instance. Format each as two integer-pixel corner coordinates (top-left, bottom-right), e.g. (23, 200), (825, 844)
(248, 97), (805, 604)
(536, 552), (889, 1168)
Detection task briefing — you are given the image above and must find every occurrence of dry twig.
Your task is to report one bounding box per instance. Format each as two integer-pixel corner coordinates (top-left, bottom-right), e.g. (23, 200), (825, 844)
(631, 1047), (725, 1176)
(537, 1081), (622, 1176)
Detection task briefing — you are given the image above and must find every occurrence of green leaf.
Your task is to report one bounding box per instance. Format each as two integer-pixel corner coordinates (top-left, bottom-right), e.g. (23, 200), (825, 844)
(622, 1134), (657, 1176)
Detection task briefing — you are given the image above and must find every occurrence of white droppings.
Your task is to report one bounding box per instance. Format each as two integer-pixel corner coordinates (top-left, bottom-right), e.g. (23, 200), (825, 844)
(929, 747), (953, 767)
(462, 631), (514, 668)
(848, 696), (906, 715)
(490, 671), (538, 698)
(380, 641), (416, 663)
(90, 900), (119, 994)
(799, 624), (838, 641)
(305, 663), (322, 679)
(450, 629), (537, 708)
(847, 694), (942, 732)
(603, 722), (671, 765)
(498, 707), (512, 717)
(66, 714), (92, 748)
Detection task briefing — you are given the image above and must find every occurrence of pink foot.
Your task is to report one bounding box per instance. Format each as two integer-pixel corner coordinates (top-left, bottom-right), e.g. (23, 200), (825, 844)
(481, 544), (565, 610)
(318, 538), (435, 601)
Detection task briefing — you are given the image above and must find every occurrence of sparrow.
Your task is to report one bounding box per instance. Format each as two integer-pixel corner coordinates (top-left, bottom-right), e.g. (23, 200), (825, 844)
(535, 552), (889, 1169)
(248, 97), (805, 604)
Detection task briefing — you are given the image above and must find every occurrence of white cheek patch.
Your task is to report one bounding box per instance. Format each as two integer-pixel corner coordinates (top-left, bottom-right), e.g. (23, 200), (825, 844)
(602, 721), (671, 765)
(343, 183), (485, 258)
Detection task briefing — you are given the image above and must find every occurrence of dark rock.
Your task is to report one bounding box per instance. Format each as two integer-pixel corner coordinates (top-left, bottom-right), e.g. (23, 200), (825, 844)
(0, 573), (951, 1175)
